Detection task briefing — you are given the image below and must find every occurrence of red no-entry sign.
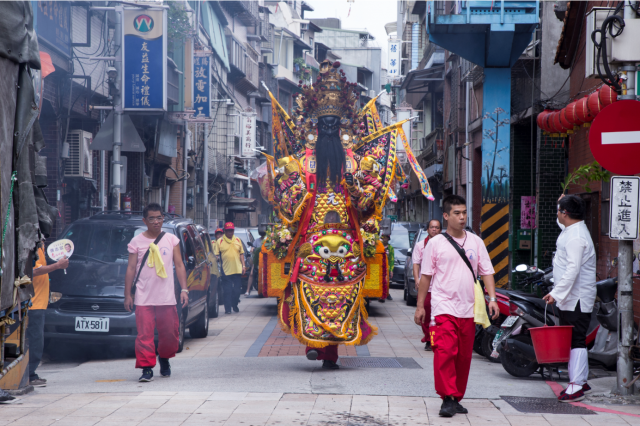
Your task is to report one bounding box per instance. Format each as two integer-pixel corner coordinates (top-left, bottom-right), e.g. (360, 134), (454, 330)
(589, 100), (640, 175)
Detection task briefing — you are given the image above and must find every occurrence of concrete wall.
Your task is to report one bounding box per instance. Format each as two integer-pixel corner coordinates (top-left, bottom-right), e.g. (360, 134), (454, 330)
(540, 1), (570, 105)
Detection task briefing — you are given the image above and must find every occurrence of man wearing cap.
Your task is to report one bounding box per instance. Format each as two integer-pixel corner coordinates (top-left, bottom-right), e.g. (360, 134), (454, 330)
(214, 222), (247, 314)
(214, 228), (223, 241)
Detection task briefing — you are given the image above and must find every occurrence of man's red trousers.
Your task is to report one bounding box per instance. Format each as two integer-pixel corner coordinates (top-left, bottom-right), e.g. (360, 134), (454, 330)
(420, 292), (432, 343)
(306, 345), (338, 362)
(135, 305), (179, 369)
(433, 315), (475, 401)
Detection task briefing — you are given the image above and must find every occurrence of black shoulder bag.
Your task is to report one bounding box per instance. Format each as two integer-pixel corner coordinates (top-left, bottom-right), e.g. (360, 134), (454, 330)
(442, 232), (477, 282)
(131, 231), (166, 294)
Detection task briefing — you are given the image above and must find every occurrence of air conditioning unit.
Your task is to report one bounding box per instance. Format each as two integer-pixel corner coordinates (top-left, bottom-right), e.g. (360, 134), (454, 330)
(585, 7), (615, 79)
(368, 90), (376, 98)
(64, 130), (93, 178)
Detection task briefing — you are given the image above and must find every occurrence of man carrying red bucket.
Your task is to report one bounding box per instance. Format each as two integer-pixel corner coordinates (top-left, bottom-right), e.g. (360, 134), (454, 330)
(543, 194), (597, 402)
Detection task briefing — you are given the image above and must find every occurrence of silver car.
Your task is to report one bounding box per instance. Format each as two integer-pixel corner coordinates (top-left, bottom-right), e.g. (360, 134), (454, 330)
(403, 228), (429, 306)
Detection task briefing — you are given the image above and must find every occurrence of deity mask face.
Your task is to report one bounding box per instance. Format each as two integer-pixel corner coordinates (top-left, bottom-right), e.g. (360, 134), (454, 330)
(316, 115), (346, 188)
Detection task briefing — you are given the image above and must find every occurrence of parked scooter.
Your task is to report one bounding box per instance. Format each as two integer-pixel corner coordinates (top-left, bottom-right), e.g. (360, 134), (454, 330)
(492, 277), (618, 378)
(475, 264), (553, 362)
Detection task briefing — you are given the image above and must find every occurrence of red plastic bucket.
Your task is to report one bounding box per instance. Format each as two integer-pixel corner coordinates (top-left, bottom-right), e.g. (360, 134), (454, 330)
(529, 325), (573, 364)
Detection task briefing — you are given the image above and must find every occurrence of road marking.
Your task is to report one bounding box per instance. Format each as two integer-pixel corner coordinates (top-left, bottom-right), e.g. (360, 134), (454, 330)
(602, 131), (640, 144)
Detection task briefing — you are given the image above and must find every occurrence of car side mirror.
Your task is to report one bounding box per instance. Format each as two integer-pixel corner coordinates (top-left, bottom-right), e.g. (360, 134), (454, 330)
(407, 248), (412, 255)
(247, 241), (253, 247)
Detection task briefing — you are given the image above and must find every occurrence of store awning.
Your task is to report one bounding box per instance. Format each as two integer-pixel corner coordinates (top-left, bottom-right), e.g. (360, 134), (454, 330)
(400, 65), (445, 93)
(228, 196), (256, 204)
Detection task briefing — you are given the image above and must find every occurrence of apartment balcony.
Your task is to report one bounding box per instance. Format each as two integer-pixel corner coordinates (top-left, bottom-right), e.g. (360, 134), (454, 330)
(421, 128), (444, 165)
(258, 63), (276, 102)
(261, 24), (275, 53)
(460, 58), (483, 83)
(227, 38), (260, 94)
(221, 1), (259, 26)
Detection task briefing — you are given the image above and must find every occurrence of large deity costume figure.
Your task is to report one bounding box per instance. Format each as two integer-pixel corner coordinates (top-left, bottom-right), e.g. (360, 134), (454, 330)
(257, 60), (434, 366)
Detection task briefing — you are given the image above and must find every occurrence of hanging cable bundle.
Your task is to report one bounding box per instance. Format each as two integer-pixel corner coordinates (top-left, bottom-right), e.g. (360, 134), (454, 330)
(591, 1), (625, 92)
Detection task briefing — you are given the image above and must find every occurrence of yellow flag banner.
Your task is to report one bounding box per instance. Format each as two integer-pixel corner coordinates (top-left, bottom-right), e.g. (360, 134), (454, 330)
(357, 119), (411, 148)
(397, 127), (435, 201)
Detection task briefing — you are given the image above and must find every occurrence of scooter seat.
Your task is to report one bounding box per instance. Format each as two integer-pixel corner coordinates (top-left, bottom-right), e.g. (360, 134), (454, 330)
(510, 293), (555, 311)
(596, 278), (618, 304)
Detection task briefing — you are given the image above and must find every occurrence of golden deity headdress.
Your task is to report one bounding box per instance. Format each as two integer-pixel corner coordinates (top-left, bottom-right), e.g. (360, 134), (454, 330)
(294, 60), (363, 150)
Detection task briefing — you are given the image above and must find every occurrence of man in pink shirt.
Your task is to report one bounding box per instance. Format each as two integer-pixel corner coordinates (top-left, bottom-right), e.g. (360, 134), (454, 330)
(125, 203), (188, 382)
(412, 219), (442, 350)
(415, 195), (499, 417)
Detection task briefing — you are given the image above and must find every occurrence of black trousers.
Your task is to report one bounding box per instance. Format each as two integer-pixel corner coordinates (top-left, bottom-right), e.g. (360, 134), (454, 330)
(559, 301), (592, 349)
(26, 309), (46, 380)
(222, 274), (242, 312)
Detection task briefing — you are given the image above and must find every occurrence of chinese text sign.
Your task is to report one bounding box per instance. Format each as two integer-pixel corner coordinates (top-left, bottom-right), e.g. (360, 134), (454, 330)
(241, 114), (256, 157)
(123, 8), (166, 110)
(388, 40), (400, 76)
(521, 196), (536, 229)
(193, 55), (210, 117)
(609, 176), (640, 240)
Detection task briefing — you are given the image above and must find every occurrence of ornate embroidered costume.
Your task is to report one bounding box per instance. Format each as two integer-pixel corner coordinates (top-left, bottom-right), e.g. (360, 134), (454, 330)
(257, 60), (434, 350)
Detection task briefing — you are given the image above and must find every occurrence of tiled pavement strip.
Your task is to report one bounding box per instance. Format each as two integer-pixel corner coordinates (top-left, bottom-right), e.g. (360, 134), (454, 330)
(3, 289), (640, 425)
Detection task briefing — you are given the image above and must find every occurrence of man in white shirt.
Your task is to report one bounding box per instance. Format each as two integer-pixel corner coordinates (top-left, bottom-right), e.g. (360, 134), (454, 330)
(543, 194), (596, 402)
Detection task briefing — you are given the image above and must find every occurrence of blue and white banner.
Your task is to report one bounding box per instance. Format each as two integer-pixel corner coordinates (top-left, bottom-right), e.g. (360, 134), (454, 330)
(388, 39), (400, 77)
(122, 8), (167, 111)
(193, 55), (210, 118)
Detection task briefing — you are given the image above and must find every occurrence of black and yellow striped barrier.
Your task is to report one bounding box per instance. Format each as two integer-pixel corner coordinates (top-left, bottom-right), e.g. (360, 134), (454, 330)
(481, 203), (509, 288)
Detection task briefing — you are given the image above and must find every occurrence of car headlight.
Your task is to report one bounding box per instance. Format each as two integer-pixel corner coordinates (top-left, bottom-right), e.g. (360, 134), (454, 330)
(49, 292), (62, 304)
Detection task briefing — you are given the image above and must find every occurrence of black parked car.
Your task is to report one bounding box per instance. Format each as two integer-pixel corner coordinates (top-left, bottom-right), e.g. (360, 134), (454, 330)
(389, 222), (423, 287)
(44, 212), (214, 353)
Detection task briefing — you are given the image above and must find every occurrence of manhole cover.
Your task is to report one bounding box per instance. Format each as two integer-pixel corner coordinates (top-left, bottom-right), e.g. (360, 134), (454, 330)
(339, 357), (422, 368)
(501, 396), (595, 415)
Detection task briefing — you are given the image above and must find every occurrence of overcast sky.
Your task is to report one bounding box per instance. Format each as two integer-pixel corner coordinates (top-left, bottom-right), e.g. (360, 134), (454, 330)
(304, 0), (397, 66)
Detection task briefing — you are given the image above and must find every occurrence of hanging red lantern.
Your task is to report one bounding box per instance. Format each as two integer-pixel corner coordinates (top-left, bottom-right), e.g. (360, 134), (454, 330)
(545, 111), (559, 133)
(565, 101), (583, 126)
(575, 97), (594, 124)
(598, 85), (618, 107)
(537, 110), (552, 132)
(587, 90), (602, 117)
(559, 108), (573, 132)
(553, 111), (566, 133)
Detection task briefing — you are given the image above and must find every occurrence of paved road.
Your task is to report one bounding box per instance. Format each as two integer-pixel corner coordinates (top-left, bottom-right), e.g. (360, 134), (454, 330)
(1, 289), (636, 425)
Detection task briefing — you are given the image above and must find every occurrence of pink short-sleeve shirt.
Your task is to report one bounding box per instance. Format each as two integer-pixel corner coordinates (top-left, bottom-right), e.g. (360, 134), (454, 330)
(421, 233), (495, 318)
(128, 232), (181, 306)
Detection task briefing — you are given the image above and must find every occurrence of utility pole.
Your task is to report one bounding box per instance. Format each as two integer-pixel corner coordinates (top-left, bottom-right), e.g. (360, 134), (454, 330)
(615, 1), (637, 396)
(203, 122), (209, 228)
(111, 6), (123, 211)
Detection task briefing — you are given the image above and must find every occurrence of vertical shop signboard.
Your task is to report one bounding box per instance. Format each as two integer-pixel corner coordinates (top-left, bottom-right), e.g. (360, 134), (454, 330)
(241, 114), (256, 157)
(193, 55), (210, 117)
(388, 39), (400, 77)
(609, 176), (640, 240)
(122, 8), (167, 111)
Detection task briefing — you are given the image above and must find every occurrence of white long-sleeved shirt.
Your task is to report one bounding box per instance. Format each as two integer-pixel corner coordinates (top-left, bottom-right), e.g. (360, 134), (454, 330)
(550, 220), (597, 312)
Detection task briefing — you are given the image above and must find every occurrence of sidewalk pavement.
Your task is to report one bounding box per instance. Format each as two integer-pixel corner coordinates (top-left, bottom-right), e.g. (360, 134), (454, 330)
(3, 390), (640, 426)
(1, 289), (638, 425)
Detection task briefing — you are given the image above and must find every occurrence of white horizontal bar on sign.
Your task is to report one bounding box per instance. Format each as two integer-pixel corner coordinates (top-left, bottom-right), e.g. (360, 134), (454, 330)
(602, 131), (640, 144)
